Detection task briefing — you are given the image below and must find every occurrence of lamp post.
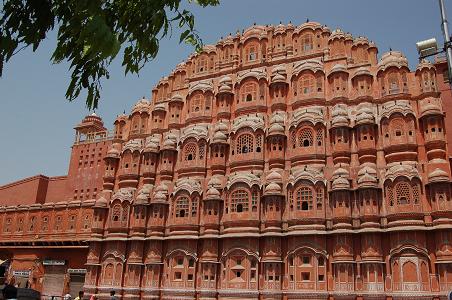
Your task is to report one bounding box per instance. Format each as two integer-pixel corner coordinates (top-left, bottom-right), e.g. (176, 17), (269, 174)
(439, 0), (452, 84)
(416, 0), (452, 86)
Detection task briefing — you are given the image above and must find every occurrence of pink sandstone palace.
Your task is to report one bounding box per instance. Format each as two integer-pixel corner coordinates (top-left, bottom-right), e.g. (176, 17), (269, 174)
(1, 21), (452, 300)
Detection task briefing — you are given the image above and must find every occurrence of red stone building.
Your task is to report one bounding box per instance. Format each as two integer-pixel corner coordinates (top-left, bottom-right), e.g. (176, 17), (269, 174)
(1, 21), (452, 300)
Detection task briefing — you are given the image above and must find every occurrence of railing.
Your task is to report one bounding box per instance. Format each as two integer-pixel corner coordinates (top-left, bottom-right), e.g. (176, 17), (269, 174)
(363, 282), (384, 292)
(263, 281), (281, 290)
(334, 282), (354, 291)
(75, 130), (115, 145)
(227, 282), (247, 289)
(393, 282), (429, 291)
(201, 281), (216, 289)
(296, 282), (316, 290)
(440, 282), (452, 291)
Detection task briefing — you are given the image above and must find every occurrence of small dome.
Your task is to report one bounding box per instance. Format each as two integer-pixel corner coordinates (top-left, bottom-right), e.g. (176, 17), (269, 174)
(170, 94), (184, 103)
(152, 192), (167, 203)
(95, 196), (108, 208)
(416, 59), (435, 74)
(329, 28), (346, 41)
(333, 167), (349, 178)
(268, 123), (285, 135)
(143, 141), (159, 153)
(208, 175), (223, 189)
(132, 98), (150, 114)
(351, 67), (372, 80)
(332, 177), (350, 190)
(218, 84), (233, 93)
(331, 105), (349, 128)
(274, 23), (286, 34)
(266, 170), (283, 183)
(355, 104), (375, 126)
(135, 192), (148, 204)
(219, 76), (232, 85)
(217, 122), (228, 132)
(143, 135), (160, 153)
(428, 168), (449, 183)
(212, 131), (228, 144)
(378, 51), (409, 73)
(154, 183), (168, 195)
(357, 172), (378, 187)
(328, 64), (348, 77)
(106, 144), (121, 159)
(162, 133), (177, 150)
(420, 100), (442, 118)
(268, 112), (285, 136)
(353, 36), (369, 47)
(205, 187), (221, 200)
(153, 103), (166, 112)
(357, 165), (378, 188)
(264, 182), (282, 195)
(212, 122), (229, 144)
(271, 73), (286, 84)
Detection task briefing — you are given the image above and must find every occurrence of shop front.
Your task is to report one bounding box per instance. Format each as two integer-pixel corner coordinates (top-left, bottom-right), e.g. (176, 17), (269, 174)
(41, 260), (66, 299)
(11, 270), (31, 288)
(68, 268), (87, 298)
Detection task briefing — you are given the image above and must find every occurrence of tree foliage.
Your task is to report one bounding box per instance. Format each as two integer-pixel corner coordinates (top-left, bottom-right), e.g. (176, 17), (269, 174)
(0, 0), (219, 109)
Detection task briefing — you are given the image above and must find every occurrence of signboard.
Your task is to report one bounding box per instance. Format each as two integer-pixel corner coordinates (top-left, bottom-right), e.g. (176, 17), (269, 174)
(12, 270), (30, 277)
(43, 260), (66, 266)
(68, 268), (87, 274)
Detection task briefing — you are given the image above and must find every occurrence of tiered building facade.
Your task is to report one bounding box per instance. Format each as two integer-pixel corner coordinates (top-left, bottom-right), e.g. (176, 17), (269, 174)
(1, 22), (452, 300)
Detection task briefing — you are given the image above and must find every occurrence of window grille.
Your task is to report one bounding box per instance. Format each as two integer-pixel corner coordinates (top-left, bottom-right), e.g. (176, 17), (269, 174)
(231, 189), (249, 212)
(298, 128), (313, 147)
(297, 186), (313, 210)
(237, 133), (254, 154)
(176, 197), (190, 217)
(184, 143), (197, 161)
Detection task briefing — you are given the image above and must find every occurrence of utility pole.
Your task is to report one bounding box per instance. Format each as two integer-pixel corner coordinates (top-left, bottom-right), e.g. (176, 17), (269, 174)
(439, 0), (452, 84)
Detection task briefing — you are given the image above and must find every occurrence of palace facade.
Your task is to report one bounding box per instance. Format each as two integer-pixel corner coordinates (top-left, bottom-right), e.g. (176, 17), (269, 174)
(2, 21), (452, 300)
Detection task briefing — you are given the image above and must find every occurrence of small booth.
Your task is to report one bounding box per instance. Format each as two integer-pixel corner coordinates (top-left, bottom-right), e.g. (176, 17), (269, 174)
(68, 268), (87, 298)
(41, 260), (66, 299)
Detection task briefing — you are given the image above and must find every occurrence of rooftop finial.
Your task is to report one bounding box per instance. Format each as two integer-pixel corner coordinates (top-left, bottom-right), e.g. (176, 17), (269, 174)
(306, 18), (309, 22)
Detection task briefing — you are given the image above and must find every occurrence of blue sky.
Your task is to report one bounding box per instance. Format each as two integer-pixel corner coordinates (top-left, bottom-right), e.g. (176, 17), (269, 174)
(0, 0), (450, 185)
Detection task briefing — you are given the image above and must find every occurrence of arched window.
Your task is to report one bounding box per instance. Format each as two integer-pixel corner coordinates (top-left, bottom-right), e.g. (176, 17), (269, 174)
(246, 44), (258, 62)
(316, 186), (324, 210)
(191, 197), (198, 217)
(237, 133), (254, 154)
(241, 82), (258, 102)
(121, 202), (129, 226)
(396, 181), (411, 205)
(300, 74), (315, 95)
(296, 186), (313, 211)
(112, 204), (121, 222)
(184, 143), (197, 161)
(391, 119), (405, 137)
(190, 94), (203, 113)
(388, 72), (399, 93)
(388, 180), (421, 206)
(197, 57), (207, 73)
(298, 128), (313, 147)
(301, 34), (313, 53)
(316, 128), (324, 146)
(231, 189), (249, 212)
(175, 197), (189, 217)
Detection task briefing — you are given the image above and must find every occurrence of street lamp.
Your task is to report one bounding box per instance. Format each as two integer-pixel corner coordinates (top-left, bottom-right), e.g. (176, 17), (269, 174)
(416, 38), (438, 59)
(416, 0), (452, 85)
